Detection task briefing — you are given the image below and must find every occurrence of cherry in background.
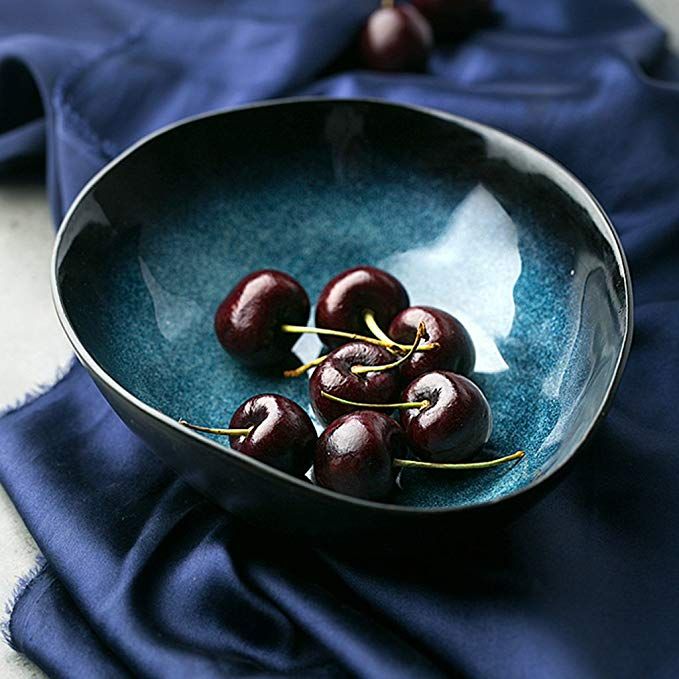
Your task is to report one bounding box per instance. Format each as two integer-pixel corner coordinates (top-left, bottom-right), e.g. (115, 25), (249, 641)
(359, 1), (433, 72)
(358, 0), (493, 72)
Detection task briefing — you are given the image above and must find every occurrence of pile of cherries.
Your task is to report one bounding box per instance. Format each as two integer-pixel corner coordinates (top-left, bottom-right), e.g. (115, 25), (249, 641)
(180, 266), (523, 501)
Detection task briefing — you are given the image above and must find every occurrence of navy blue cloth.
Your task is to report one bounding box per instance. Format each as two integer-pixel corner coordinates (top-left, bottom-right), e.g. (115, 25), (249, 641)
(2, 1), (679, 677)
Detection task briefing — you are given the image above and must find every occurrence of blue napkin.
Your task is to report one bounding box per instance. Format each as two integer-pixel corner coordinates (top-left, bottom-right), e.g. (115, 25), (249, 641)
(2, 1), (679, 676)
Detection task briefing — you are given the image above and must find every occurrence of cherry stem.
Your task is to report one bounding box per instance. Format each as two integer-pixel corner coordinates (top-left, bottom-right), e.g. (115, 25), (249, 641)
(178, 419), (253, 437)
(281, 324), (402, 350)
(283, 354), (328, 378)
(363, 309), (438, 353)
(321, 391), (430, 411)
(363, 308), (394, 344)
(381, 0), (395, 8)
(281, 324), (435, 354)
(351, 322), (426, 375)
(394, 451), (525, 470)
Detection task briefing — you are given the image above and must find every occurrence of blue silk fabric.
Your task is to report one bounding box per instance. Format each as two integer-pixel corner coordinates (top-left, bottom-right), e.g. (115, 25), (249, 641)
(1, 1), (679, 677)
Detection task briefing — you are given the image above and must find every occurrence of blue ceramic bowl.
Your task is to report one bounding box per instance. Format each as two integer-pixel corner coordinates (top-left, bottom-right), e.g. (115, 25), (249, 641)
(52, 98), (631, 542)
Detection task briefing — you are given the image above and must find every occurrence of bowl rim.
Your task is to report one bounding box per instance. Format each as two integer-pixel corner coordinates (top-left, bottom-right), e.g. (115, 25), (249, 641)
(51, 96), (633, 515)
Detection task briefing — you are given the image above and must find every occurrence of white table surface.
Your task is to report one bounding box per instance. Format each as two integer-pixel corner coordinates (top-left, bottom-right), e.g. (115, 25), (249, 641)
(0, 4), (675, 674)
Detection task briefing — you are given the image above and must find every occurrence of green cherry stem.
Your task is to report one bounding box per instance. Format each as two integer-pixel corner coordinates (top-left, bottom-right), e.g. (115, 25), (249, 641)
(351, 322), (426, 375)
(281, 323), (438, 354)
(281, 324), (400, 349)
(321, 391), (430, 411)
(394, 450), (525, 470)
(283, 354), (329, 378)
(178, 419), (253, 437)
(363, 308), (395, 344)
(363, 309), (439, 353)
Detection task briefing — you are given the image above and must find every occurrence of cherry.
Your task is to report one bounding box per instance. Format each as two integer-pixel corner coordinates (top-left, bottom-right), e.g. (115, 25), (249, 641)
(179, 394), (316, 478)
(388, 306), (475, 381)
(411, 0), (493, 40)
(315, 266), (410, 349)
(359, 1), (433, 72)
(314, 411), (404, 500)
(315, 411), (523, 501)
(400, 370), (491, 462)
(214, 270), (310, 368)
(309, 342), (401, 425)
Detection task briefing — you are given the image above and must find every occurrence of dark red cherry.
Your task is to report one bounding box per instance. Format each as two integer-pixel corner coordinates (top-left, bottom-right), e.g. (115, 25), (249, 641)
(313, 409), (522, 501)
(314, 411), (406, 500)
(315, 266), (409, 349)
(411, 0), (493, 40)
(400, 370), (491, 462)
(309, 341), (400, 425)
(389, 306), (475, 381)
(359, 3), (433, 72)
(214, 270), (310, 368)
(181, 394), (316, 478)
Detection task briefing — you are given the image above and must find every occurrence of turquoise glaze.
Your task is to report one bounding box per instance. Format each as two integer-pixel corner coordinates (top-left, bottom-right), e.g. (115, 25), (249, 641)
(56, 99), (630, 513)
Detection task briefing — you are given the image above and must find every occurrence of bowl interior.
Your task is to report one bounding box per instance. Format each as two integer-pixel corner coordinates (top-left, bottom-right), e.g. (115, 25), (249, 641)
(57, 100), (628, 510)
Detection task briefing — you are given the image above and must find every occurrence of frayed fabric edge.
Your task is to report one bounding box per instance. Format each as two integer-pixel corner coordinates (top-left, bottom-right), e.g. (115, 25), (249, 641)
(1, 554), (48, 651)
(0, 356), (77, 653)
(0, 354), (77, 419)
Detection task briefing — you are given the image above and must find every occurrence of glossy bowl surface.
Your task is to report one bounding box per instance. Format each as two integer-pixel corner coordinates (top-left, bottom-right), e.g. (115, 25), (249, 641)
(53, 98), (631, 539)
